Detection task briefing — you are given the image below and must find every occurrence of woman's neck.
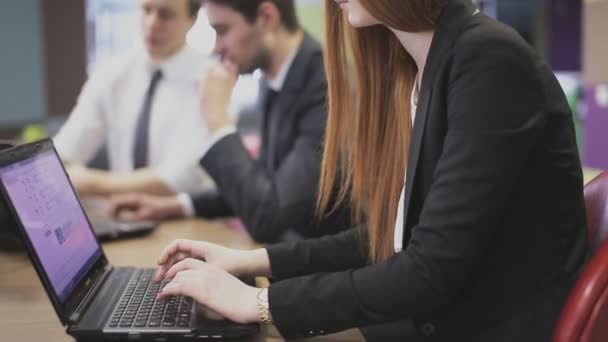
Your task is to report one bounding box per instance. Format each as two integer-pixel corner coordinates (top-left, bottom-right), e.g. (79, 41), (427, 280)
(390, 28), (434, 81)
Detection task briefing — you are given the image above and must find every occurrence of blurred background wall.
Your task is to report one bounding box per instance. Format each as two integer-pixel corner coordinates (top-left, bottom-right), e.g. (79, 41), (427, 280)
(0, 0), (605, 177)
(0, 1), (47, 129)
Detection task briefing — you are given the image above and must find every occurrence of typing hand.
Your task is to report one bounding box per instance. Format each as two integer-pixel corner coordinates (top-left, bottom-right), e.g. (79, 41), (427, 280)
(110, 193), (184, 221)
(155, 239), (253, 282)
(156, 264), (260, 324)
(199, 59), (238, 133)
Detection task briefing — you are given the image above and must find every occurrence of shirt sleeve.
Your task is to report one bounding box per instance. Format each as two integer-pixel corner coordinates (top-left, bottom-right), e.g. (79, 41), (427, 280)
(153, 157), (210, 193)
(53, 68), (110, 164)
(150, 104), (218, 192)
(176, 192), (196, 218)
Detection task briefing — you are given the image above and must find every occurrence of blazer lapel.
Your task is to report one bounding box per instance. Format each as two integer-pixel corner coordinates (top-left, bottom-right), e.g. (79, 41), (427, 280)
(258, 79), (272, 166)
(266, 90), (297, 169)
(264, 32), (320, 169)
(401, 0), (478, 238)
(401, 79), (433, 244)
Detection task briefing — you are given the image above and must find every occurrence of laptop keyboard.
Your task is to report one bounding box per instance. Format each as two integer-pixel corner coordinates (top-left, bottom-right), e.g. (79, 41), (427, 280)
(108, 269), (193, 329)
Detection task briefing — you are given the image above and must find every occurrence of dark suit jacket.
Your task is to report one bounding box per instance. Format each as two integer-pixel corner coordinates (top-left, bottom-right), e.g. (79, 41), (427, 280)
(190, 32), (350, 243)
(265, 1), (588, 341)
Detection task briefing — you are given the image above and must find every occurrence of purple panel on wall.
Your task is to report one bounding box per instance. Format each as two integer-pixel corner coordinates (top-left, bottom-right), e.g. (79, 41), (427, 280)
(584, 84), (608, 169)
(547, 0), (582, 71)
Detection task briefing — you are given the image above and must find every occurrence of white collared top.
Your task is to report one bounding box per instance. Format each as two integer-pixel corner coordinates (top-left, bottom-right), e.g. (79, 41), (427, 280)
(394, 74), (419, 253)
(53, 45), (211, 192)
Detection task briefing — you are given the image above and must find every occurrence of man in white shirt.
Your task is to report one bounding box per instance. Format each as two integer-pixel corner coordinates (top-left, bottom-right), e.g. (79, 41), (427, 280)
(111, 0), (351, 243)
(54, 0), (209, 197)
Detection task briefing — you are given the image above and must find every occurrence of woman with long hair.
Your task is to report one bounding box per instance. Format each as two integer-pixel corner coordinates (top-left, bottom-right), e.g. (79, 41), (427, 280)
(154, 0), (587, 340)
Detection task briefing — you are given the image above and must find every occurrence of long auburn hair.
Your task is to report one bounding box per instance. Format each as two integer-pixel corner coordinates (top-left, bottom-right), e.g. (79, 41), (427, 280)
(318, 0), (445, 262)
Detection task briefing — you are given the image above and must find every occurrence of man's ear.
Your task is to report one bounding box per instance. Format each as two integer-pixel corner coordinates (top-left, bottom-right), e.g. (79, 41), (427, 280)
(256, 1), (281, 31)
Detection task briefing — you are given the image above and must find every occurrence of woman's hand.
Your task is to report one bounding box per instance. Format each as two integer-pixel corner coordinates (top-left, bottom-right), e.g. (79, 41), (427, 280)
(156, 263), (261, 324)
(155, 239), (271, 282)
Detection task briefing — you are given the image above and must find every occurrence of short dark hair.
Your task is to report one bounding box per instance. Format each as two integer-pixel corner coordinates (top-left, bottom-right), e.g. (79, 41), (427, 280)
(204, 0), (300, 32)
(189, 0), (203, 17)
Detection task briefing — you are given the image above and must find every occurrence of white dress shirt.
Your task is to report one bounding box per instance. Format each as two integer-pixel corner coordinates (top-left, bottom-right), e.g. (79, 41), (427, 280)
(394, 74), (419, 253)
(177, 48), (299, 217)
(53, 45), (211, 193)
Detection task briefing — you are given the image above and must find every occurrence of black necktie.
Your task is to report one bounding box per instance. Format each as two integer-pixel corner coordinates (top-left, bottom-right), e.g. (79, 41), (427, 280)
(263, 88), (279, 171)
(133, 69), (163, 169)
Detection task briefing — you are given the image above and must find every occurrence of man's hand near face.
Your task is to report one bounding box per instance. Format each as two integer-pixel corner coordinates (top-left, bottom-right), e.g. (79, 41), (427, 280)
(199, 59), (239, 133)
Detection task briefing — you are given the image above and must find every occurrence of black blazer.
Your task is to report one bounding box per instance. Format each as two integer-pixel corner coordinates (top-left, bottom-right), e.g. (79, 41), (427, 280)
(265, 1), (588, 341)
(190, 32), (350, 243)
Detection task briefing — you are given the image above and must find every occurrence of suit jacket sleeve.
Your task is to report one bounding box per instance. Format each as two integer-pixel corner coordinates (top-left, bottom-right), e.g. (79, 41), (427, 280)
(266, 226), (369, 280)
(198, 88), (327, 243)
(188, 189), (234, 218)
(267, 50), (547, 338)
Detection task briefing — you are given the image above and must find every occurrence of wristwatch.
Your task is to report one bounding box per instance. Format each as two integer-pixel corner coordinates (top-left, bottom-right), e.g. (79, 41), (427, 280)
(257, 288), (273, 324)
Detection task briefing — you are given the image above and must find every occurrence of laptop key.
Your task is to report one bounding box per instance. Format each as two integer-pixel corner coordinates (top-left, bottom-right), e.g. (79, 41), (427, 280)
(108, 269), (196, 329)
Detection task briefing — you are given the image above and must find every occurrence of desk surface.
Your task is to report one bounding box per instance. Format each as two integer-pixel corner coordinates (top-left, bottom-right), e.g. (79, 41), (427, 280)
(0, 219), (364, 342)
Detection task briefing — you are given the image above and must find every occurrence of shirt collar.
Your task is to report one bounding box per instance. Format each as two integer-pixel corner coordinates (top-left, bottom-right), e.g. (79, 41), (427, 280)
(145, 44), (200, 80)
(266, 46), (299, 92)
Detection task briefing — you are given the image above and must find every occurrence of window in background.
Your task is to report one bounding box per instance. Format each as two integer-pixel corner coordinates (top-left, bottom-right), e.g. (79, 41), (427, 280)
(0, 0), (46, 130)
(555, 71), (584, 157)
(85, 0), (140, 75)
(473, 0), (498, 18)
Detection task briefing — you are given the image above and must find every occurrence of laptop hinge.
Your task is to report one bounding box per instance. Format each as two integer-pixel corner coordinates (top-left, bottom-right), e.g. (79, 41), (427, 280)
(69, 264), (113, 324)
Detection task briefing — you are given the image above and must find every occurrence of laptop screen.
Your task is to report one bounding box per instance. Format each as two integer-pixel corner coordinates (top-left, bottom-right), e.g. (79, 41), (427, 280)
(0, 149), (101, 303)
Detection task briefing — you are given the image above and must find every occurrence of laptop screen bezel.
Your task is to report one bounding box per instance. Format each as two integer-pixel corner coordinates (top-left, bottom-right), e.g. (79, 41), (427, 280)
(0, 140), (19, 245)
(0, 138), (109, 326)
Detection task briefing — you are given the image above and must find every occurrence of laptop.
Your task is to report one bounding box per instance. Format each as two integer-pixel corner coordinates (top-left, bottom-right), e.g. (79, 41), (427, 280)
(0, 140), (23, 250)
(0, 191), (22, 251)
(0, 139), (259, 341)
(80, 196), (159, 241)
(1, 139), (158, 241)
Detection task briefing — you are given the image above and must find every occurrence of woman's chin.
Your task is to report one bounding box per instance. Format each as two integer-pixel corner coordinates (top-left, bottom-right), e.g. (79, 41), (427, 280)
(347, 14), (379, 28)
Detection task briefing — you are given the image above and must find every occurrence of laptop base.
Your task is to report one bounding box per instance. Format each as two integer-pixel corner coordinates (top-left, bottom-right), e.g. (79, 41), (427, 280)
(69, 267), (258, 341)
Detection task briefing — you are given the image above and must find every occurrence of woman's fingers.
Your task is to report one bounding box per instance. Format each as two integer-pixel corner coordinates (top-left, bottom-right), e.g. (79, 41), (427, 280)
(157, 239), (192, 265)
(164, 258), (205, 279)
(155, 251), (188, 281)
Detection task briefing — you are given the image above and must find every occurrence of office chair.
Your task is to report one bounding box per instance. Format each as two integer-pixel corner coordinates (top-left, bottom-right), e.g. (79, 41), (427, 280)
(553, 170), (608, 342)
(583, 171), (608, 251)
